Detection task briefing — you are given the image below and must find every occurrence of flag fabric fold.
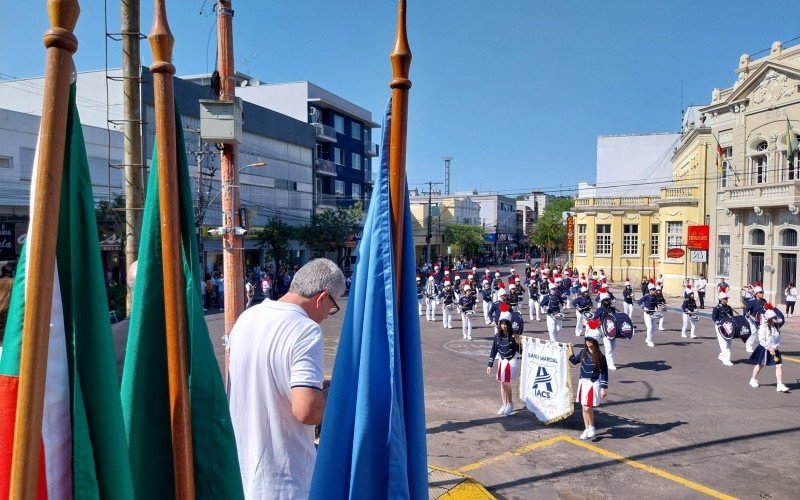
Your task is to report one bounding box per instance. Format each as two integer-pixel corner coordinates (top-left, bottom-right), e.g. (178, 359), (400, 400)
(309, 99), (428, 499)
(0, 84), (135, 499)
(715, 137), (726, 175)
(119, 106), (243, 499)
(787, 118), (797, 159)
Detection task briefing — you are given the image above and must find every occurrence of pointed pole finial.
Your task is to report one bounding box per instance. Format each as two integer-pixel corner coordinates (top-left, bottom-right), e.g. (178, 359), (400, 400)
(388, 0), (412, 301)
(149, 0), (175, 76)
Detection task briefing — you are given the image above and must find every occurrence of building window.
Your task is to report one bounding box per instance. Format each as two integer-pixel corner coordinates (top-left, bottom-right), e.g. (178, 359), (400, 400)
(781, 150), (799, 181)
(750, 228), (765, 246)
(751, 155), (767, 184)
(363, 158), (370, 172)
(0, 157), (10, 169)
(650, 223), (659, 256)
(351, 122), (362, 140)
(275, 179), (297, 191)
(363, 128), (370, 143)
(719, 146), (732, 188)
(577, 224), (587, 254)
(595, 224), (611, 255)
(622, 224), (639, 256)
(717, 235), (730, 277)
(334, 180), (345, 196)
(666, 221), (683, 251)
(352, 183), (361, 200)
(334, 148), (345, 165)
(334, 114), (345, 134)
(781, 228), (798, 247)
(352, 153), (362, 170)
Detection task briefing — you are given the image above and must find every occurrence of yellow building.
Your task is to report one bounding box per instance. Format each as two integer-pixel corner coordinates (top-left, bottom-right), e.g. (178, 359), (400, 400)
(572, 114), (716, 297)
(409, 194), (481, 262)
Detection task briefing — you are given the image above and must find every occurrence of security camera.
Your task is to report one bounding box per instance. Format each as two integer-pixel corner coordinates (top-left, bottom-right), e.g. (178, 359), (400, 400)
(232, 227), (248, 237)
(208, 227), (226, 236)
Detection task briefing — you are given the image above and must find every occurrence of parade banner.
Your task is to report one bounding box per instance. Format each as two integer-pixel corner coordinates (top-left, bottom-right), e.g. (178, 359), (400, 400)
(519, 337), (573, 424)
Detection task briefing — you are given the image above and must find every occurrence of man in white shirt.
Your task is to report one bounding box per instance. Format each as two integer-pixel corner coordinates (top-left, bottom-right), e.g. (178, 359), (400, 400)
(228, 258), (345, 499)
(695, 274), (707, 309)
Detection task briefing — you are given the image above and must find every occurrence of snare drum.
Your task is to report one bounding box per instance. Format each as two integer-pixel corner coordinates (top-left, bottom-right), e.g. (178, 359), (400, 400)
(689, 313), (699, 323)
(649, 310), (663, 319)
(717, 316), (736, 340)
(464, 309), (474, 316)
(550, 312), (564, 320)
(445, 304), (454, 311)
(581, 310), (594, 319)
(657, 303), (667, 311)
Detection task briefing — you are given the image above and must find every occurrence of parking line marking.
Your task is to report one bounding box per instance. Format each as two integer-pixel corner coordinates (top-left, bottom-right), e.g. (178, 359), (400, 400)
(457, 434), (736, 499)
(563, 436), (737, 500)
(782, 355), (800, 364)
(457, 435), (567, 473)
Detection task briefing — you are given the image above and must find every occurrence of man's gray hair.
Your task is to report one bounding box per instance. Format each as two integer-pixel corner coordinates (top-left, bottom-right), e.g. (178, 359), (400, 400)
(289, 258), (346, 299)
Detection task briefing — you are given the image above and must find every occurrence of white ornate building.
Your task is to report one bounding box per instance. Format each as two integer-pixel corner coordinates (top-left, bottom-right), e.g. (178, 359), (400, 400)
(701, 41), (800, 304)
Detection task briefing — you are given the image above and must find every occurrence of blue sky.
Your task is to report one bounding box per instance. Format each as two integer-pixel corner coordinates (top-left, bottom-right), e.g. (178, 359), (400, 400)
(2, 1), (799, 195)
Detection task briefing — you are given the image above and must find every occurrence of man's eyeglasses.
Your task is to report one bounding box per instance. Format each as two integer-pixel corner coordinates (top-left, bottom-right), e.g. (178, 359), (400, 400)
(327, 294), (340, 315)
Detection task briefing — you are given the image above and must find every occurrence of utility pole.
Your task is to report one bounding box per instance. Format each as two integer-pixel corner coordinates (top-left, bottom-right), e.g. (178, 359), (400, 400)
(443, 156), (453, 195)
(424, 181), (442, 262)
(217, 0), (243, 386)
(121, 0), (144, 315)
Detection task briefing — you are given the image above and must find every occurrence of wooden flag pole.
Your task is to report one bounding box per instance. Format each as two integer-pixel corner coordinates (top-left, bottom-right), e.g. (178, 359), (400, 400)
(149, 1), (195, 497)
(10, 1), (80, 498)
(389, 0), (412, 292)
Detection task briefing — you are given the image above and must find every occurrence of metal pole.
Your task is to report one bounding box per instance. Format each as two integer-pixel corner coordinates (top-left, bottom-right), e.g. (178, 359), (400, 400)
(122, 0), (144, 316)
(426, 182), (432, 262)
(217, 0), (244, 387)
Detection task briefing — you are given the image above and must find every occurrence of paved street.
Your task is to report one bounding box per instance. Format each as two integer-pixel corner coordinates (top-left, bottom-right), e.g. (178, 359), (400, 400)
(209, 265), (800, 499)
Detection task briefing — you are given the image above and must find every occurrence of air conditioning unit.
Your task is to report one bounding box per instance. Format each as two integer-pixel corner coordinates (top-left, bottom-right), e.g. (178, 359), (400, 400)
(309, 107), (320, 124)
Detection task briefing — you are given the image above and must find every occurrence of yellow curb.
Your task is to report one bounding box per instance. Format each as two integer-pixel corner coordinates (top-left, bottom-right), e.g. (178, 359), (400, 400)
(429, 465), (495, 499)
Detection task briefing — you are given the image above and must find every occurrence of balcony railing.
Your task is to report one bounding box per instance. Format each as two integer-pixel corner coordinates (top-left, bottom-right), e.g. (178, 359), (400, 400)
(315, 158), (337, 177)
(315, 193), (338, 208)
(661, 186), (698, 199)
(573, 196), (655, 208)
(719, 181), (799, 210)
(314, 123), (337, 143)
(364, 170), (376, 184)
(364, 141), (379, 157)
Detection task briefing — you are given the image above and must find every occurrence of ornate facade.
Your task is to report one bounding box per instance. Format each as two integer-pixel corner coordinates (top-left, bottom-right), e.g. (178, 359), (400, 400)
(701, 41), (800, 305)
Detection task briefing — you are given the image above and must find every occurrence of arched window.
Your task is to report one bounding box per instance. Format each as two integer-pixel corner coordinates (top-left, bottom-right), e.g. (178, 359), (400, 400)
(781, 228), (798, 247)
(750, 228), (765, 245)
(754, 140), (768, 151)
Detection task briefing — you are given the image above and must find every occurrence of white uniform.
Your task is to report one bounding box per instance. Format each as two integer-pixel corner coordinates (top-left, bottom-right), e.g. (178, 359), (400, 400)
(424, 279), (437, 321)
(681, 312), (697, 338)
(602, 335), (617, 370)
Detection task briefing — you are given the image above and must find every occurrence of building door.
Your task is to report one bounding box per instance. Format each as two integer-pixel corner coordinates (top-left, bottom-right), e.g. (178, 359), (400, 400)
(780, 253), (797, 289)
(749, 252), (764, 285)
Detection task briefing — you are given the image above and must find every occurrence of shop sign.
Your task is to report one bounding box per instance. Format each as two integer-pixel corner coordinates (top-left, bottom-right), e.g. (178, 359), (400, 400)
(0, 223), (15, 260)
(687, 225), (710, 250)
(667, 247), (685, 259)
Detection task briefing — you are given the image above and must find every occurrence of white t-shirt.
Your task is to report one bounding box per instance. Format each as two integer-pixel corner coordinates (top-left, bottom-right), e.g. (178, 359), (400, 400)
(228, 299), (324, 499)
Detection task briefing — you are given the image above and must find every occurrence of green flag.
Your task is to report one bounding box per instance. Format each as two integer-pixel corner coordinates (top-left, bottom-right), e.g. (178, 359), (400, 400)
(787, 118), (798, 159)
(120, 107), (243, 498)
(0, 84), (134, 499)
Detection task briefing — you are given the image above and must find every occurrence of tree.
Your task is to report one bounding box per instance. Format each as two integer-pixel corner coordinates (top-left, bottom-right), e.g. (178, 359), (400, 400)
(256, 217), (300, 273)
(301, 203), (363, 268)
(96, 194), (127, 319)
(444, 223), (485, 259)
(528, 196), (573, 263)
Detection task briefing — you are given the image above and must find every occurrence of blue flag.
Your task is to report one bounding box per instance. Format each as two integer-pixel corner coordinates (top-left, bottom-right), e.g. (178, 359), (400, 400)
(309, 100), (428, 499)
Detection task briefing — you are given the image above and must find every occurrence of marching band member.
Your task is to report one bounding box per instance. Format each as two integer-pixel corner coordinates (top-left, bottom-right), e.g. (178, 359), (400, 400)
(569, 322), (609, 440)
(486, 307), (521, 416)
(680, 292), (698, 339)
(440, 280), (457, 329)
(637, 282), (659, 347)
(488, 287), (511, 326)
(424, 273), (438, 322)
(622, 279), (634, 317)
(593, 291), (619, 370)
(459, 283), (477, 340)
(655, 286), (667, 331)
(526, 272), (541, 321)
(481, 278), (493, 325)
(416, 274), (424, 316)
(508, 282), (520, 311)
(712, 292), (735, 366)
(491, 271), (503, 302)
(572, 287), (593, 337)
(749, 304), (789, 392)
(744, 284), (766, 353)
(540, 282), (565, 342)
